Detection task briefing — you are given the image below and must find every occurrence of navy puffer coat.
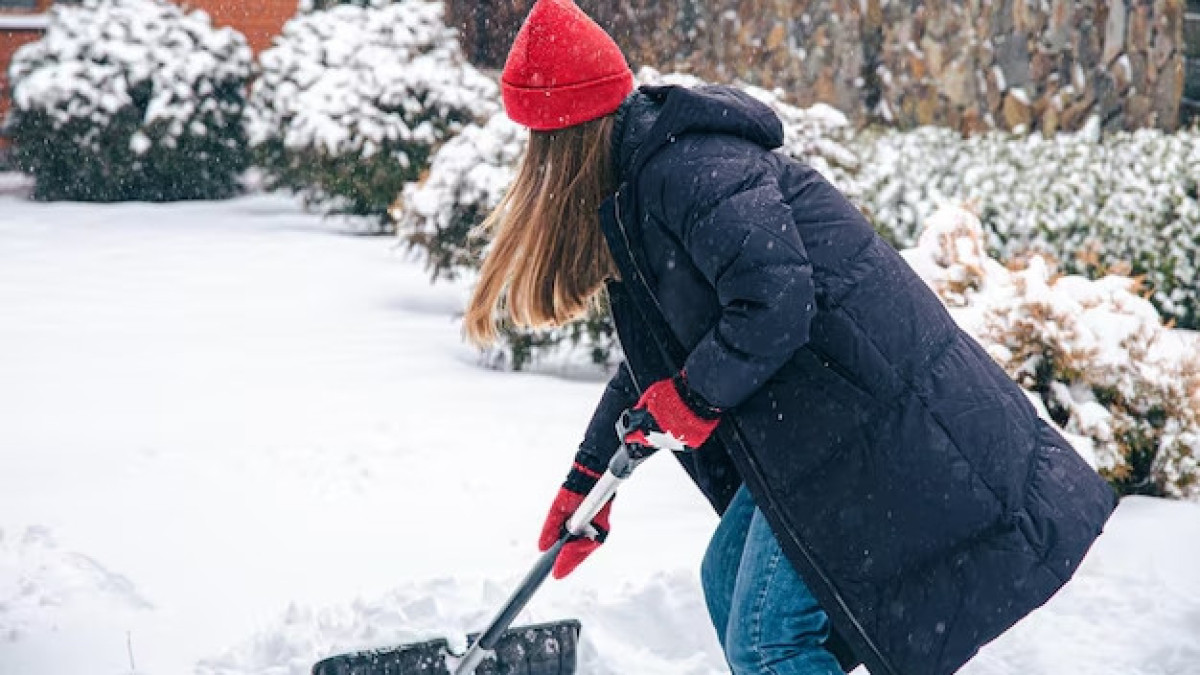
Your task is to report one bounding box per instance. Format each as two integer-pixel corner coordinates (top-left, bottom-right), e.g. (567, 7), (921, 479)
(578, 85), (1119, 675)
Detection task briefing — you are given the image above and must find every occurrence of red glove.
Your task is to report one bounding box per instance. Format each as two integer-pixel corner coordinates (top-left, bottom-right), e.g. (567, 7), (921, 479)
(623, 371), (722, 453)
(538, 458), (612, 579)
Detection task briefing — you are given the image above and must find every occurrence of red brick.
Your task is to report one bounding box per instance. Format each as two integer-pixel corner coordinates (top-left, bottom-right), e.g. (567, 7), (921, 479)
(0, 29), (44, 150)
(177, 0), (298, 54)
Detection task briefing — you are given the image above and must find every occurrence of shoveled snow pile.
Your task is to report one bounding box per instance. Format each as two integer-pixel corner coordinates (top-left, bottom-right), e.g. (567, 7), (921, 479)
(196, 571), (720, 675)
(0, 526), (151, 643)
(197, 497), (1200, 675)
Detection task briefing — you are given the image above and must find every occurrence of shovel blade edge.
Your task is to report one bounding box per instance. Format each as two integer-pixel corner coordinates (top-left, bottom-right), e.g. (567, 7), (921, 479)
(312, 619), (581, 675)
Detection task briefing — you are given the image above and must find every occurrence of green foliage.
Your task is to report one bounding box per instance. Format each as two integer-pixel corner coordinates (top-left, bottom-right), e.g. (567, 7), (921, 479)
(251, 133), (439, 227)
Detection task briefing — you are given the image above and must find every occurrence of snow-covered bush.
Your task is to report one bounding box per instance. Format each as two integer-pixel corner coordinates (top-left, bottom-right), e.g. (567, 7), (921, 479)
(6, 0), (252, 201)
(982, 262), (1200, 499)
(852, 122), (1200, 328)
(899, 206), (1005, 310)
(247, 0), (497, 230)
(905, 206), (1200, 500)
(393, 113), (526, 281)
(492, 303), (620, 372)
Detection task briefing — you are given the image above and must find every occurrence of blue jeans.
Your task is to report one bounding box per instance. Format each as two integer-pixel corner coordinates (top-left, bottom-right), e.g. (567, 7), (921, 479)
(701, 485), (844, 675)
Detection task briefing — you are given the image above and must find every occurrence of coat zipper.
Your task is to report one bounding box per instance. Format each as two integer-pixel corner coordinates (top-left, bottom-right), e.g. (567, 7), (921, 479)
(611, 190), (898, 675)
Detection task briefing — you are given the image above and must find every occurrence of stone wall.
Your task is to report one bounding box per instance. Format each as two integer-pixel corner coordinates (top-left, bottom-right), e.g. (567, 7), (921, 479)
(875, 0), (1188, 133)
(450, 0), (872, 116)
(1184, 0), (1199, 122)
(446, 0), (1189, 133)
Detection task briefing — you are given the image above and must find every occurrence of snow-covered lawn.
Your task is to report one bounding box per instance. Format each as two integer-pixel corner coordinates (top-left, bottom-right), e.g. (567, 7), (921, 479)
(2, 181), (1198, 675)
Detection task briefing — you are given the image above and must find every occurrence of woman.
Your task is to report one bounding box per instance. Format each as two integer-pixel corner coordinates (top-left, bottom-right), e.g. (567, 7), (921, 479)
(464, 2), (1119, 674)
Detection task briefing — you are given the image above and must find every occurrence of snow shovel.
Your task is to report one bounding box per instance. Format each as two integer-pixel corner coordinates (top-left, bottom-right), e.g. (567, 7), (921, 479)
(313, 415), (651, 675)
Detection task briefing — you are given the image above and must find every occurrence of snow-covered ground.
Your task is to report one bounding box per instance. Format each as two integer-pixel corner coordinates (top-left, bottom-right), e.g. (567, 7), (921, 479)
(2, 179), (1199, 675)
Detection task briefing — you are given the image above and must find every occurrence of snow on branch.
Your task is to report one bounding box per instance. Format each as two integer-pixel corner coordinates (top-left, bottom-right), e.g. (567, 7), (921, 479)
(246, 0), (497, 227)
(907, 206), (1200, 499)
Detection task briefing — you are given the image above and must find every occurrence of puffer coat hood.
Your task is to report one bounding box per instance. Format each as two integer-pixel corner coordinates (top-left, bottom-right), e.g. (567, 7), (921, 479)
(579, 84), (1119, 675)
(612, 84), (785, 178)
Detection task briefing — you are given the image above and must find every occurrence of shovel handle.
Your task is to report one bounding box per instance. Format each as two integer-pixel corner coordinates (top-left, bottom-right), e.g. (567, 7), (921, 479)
(453, 417), (649, 674)
(567, 410), (647, 536)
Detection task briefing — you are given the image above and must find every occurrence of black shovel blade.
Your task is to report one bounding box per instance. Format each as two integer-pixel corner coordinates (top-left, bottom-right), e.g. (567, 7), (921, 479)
(311, 619), (581, 675)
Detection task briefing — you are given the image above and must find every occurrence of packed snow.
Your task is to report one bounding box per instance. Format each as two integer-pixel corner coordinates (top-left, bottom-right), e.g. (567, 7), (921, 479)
(2, 183), (1199, 675)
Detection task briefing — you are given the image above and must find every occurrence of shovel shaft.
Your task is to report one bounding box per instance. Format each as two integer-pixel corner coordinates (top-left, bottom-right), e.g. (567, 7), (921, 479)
(453, 444), (645, 675)
(453, 539), (565, 675)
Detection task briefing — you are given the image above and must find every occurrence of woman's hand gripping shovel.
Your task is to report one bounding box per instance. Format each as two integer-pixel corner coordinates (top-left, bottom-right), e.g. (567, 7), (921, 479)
(312, 413), (653, 675)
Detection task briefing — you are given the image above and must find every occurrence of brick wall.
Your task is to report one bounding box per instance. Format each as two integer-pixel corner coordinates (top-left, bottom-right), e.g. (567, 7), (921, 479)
(0, 29), (40, 125)
(177, 0), (298, 53)
(0, 0), (51, 152)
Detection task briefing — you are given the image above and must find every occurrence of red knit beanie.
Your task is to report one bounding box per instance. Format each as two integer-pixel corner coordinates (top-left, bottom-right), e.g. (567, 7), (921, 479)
(501, 0), (634, 131)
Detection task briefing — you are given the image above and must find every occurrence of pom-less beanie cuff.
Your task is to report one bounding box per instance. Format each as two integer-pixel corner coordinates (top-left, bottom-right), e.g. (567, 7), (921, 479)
(502, 71), (634, 131)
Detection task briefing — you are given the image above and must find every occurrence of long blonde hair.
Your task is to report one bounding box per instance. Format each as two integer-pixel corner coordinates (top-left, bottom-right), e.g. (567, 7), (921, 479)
(464, 114), (618, 346)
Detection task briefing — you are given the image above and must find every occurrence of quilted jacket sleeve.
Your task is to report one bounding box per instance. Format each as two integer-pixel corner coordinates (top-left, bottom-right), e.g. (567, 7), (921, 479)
(646, 154), (817, 410)
(576, 361), (639, 469)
